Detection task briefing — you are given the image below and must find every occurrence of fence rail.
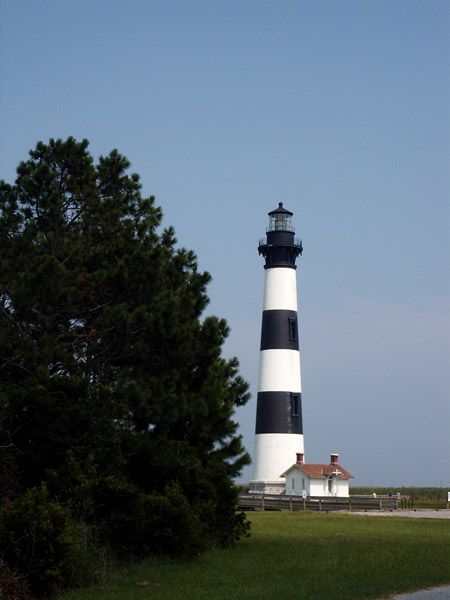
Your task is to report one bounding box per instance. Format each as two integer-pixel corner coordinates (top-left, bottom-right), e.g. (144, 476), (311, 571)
(237, 494), (406, 512)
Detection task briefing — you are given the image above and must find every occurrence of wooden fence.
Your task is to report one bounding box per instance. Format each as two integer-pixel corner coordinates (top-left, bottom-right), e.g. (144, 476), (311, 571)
(237, 494), (406, 512)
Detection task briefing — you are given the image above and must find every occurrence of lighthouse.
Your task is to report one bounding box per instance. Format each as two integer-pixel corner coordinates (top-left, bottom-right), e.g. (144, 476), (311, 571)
(249, 203), (304, 494)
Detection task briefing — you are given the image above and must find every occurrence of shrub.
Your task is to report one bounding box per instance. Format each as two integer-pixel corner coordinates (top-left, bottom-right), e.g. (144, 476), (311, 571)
(93, 477), (208, 558)
(0, 484), (105, 596)
(0, 559), (32, 600)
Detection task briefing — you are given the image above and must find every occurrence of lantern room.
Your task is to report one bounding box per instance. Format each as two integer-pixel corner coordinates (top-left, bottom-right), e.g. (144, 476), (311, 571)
(258, 202), (303, 269)
(267, 202), (294, 233)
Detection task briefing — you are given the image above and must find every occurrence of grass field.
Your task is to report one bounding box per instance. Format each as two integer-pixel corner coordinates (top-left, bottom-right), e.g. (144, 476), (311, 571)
(59, 511), (450, 600)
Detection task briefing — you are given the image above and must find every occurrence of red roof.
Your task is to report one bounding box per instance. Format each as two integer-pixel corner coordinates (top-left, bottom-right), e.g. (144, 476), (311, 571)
(283, 463), (354, 479)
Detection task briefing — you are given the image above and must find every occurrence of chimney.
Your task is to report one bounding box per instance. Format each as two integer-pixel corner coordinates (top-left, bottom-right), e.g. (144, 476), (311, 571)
(330, 453), (339, 466)
(296, 452), (304, 465)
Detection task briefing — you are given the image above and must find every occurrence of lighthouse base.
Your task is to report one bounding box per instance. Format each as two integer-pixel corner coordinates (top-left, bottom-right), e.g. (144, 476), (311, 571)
(248, 479), (286, 495)
(251, 432), (304, 493)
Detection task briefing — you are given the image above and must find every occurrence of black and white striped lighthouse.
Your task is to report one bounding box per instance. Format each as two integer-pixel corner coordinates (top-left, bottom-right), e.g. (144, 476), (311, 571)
(250, 203), (304, 494)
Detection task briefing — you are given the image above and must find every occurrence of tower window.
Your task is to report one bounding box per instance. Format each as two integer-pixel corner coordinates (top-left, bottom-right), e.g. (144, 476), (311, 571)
(289, 317), (297, 341)
(291, 393), (299, 416)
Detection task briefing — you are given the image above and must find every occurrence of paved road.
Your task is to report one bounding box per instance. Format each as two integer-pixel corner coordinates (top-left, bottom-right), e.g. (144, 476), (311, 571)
(351, 509), (450, 519)
(383, 585), (450, 599)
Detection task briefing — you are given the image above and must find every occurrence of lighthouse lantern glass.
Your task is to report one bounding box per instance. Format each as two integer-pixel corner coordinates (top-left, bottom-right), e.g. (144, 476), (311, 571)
(269, 213), (293, 232)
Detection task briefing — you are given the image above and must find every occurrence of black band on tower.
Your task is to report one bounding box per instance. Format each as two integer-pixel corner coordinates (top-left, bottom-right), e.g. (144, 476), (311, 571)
(255, 391), (303, 434)
(258, 230), (303, 269)
(260, 309), (299, 350)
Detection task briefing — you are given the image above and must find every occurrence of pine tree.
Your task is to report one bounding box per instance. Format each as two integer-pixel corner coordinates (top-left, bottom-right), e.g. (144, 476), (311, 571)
(0, 137), (250, 566)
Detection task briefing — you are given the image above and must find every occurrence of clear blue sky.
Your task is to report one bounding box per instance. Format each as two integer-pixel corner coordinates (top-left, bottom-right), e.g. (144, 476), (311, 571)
(1, 0), (449, 487)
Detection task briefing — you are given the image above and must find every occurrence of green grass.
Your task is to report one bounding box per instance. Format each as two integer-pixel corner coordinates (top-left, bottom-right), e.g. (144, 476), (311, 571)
(59, 512), (450, 600)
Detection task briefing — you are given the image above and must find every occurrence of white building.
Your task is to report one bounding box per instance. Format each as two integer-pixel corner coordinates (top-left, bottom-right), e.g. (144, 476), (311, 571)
(281, 453), (354, 497)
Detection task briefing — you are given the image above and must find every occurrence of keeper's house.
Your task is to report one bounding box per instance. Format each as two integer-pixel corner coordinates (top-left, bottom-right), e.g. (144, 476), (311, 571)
(281, 453), (354, 497)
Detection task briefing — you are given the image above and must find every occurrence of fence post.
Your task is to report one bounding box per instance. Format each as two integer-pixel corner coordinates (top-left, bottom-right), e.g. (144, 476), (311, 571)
(379, 499), (382, 510)
(319, 499), (322, 512)
(262, 496), (265, 511)
(289, 497), (292, 511)
(349, 499), (352, 511)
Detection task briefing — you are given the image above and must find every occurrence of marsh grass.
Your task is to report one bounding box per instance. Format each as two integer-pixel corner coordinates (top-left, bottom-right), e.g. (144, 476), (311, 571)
(351, 487), (447, 501)
(59, 512), (450, 600)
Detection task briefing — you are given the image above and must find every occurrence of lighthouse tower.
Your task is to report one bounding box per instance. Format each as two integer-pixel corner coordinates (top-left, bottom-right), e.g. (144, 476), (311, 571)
(249, 203), (304, 494)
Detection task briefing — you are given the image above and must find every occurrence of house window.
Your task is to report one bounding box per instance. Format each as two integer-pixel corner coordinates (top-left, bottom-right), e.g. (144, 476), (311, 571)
(291, 394), (299, 416)
(328, 478), (332, 493)
(292, 478), (295, 489)
(289, 317), (297, 341)
(302, 478), (305, 491)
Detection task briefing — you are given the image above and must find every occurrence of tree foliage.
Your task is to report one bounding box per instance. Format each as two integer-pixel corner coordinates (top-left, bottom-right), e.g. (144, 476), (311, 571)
(0, 138), (250, 594)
